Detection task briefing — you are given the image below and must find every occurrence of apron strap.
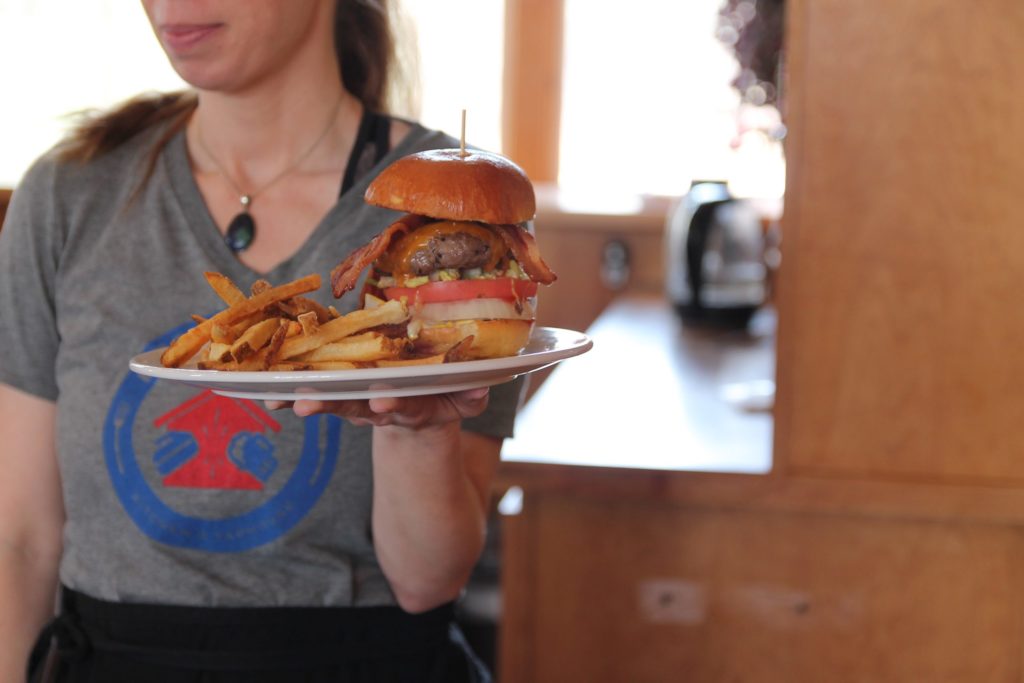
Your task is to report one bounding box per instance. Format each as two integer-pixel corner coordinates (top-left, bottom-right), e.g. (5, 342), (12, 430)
(27, 613), (89, 683)
(340, 109), (392, 197)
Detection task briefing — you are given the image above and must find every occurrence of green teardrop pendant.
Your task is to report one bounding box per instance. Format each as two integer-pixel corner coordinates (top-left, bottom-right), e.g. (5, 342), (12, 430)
(225, 212), (255, 252)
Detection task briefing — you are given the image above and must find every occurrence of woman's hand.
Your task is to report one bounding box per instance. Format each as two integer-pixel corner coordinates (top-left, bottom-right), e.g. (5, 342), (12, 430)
(266, 386), (490, 430)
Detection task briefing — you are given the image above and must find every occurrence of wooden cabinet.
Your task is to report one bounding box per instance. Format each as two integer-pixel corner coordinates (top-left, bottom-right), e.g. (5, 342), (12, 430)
(774, 0), (1024, 484)
(499, 481), (1024, 682)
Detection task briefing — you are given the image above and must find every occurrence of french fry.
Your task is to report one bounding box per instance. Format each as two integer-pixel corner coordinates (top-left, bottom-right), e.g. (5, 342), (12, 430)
(375, 354), (447, 367)
(294, 332), (406, 363)
(199, 350), (269, 371)
(302, 360), (365, 370)
(250, 279), (272, 296)
(230, 318), (283, 362)
(161, 273), (321, 368)
(297, 311), (319, 336)
(230, 312), (268, 337)
(278, 299), (408, 360)
(204, 271), (246, 306)
(375, 336), (475, 367)
(211, 324), (235, 345)
(444, 336), (475, 363)
(275, 296), (333, 323)
(207, 342), (233, 363)
(266, 361), (314, 371)
(261, 319), (290, 369)
(297, 297), (334, 323)
(196, 359), (230, 370)
(167, 271), (491, 374)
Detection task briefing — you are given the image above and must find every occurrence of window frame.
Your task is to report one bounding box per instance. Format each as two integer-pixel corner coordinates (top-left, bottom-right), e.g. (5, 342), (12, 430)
(502, 0), (565, 184)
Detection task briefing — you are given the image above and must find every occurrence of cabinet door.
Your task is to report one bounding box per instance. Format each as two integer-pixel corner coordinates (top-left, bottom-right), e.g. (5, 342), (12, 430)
(774, 0), (1024, 481)
(500, 494), (1024, 683)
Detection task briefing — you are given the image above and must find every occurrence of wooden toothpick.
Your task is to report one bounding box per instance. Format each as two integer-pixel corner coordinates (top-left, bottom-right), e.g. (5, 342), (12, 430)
(460, 109), (467, 158)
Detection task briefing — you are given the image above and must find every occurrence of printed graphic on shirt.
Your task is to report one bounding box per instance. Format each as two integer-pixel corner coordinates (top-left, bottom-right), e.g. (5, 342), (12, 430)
(103, 322), (343, 552)
(154, 392), (282, 490)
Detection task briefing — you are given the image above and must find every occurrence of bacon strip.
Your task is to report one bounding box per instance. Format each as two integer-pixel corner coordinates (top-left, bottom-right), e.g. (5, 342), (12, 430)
(492, 224), (558, 285)
(332, 216), (557, 299)
(330, 214), (427, 298)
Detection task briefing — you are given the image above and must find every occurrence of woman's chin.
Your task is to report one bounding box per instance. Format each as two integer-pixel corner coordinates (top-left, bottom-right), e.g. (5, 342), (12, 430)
(168, 63), (252, 95)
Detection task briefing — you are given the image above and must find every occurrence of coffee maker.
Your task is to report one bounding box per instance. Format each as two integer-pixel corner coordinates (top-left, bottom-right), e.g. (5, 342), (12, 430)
(664, 181), (768, 329)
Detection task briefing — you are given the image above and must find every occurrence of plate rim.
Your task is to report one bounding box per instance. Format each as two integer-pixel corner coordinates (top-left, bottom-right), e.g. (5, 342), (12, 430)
(128, 326), (593, 387)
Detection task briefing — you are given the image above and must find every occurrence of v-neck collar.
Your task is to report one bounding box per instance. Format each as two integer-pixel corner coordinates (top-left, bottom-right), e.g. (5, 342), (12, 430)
(162, 120), (431, 284)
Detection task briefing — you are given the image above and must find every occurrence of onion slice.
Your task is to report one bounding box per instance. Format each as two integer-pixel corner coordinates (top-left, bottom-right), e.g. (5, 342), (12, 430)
(414, 297), (536, 323)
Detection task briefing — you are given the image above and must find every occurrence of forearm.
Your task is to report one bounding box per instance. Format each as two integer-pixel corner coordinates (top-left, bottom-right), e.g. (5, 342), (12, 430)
(0, 385), (64, 681)
(289, 388), (498, 613)
(0, 543), (60, 682)
(372, 422), (488, 613)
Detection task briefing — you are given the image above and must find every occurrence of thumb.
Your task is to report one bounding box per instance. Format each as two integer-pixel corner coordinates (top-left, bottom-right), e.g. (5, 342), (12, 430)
(449, 386), (490, 418)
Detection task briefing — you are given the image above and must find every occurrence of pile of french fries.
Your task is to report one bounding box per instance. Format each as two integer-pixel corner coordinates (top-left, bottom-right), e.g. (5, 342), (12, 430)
(159, 271), (467, 371)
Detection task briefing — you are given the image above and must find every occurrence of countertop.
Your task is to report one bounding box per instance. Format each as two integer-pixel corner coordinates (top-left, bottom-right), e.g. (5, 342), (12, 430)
(501, 293), (776, 474)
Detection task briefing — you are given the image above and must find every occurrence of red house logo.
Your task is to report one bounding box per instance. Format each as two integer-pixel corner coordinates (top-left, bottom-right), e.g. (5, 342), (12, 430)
(153, 391), (282, 490)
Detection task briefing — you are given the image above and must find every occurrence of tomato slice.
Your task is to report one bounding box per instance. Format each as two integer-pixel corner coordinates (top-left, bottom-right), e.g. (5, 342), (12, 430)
(383, 278), (538, 304)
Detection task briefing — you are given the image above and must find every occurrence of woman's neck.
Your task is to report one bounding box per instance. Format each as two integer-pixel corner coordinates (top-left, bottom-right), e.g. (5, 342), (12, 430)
(188, 38), (362, 183)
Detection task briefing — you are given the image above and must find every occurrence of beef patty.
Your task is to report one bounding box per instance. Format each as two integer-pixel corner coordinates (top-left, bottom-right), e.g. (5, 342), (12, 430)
(408, 232), (495, 275)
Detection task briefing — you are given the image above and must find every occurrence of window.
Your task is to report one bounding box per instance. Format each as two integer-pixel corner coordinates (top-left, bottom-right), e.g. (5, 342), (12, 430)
(558, 0), (785, 204)
(403, 0), (505, 155)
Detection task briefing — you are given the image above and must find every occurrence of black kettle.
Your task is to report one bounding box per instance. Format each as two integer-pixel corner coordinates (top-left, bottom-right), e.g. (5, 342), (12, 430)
(665, 181), (767, 329)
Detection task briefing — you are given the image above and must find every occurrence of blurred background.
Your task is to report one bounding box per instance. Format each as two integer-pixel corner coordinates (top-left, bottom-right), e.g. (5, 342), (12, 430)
(0, 0), (784, 198)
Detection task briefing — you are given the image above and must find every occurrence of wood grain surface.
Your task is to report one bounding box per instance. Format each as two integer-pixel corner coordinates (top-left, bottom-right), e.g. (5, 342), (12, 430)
(774, 0), (1024, 482)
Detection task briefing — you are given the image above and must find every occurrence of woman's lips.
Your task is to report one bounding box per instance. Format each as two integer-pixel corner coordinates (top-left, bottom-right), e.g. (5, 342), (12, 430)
(160, 23), (223, 52)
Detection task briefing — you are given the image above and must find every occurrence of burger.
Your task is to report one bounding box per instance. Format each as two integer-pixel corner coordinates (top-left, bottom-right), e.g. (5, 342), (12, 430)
(330, 148), (557, 360)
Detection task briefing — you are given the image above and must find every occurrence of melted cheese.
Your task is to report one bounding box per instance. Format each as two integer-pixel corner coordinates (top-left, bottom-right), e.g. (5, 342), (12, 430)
(374, 221), (506, 277)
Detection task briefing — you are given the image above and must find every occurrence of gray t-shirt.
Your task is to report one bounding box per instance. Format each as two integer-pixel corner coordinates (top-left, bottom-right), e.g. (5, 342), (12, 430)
(0, 119), (522, 607)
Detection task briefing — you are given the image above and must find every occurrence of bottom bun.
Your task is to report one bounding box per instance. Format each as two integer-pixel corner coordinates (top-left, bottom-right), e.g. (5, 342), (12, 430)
(414, 319), (534, 360)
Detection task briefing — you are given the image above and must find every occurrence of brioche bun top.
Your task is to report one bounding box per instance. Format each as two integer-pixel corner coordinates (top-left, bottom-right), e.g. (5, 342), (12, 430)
(364, 149), (536, 225)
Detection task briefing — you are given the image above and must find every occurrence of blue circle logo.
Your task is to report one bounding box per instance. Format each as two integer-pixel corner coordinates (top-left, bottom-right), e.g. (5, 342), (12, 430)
(103, 324), (342, 552)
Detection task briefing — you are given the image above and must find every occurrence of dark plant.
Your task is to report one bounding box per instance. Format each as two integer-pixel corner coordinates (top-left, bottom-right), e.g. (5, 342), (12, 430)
(717, 0), (785, 107)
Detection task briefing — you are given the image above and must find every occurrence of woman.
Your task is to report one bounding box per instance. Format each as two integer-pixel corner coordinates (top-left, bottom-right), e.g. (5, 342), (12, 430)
(0, 1), (517, 680)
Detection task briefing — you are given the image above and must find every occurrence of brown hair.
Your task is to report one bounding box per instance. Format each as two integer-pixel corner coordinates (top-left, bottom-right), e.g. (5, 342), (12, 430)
(336, 0), (396, 114)
(57, 0), (409, 170)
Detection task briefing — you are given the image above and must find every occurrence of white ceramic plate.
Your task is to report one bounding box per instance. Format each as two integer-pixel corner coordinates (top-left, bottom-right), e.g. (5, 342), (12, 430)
(129, 326), (592, 400)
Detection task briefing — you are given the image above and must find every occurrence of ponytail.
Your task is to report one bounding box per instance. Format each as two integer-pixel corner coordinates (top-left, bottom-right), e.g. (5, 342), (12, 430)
(56, 90), (196, 166)
(336, 0), (420, 118)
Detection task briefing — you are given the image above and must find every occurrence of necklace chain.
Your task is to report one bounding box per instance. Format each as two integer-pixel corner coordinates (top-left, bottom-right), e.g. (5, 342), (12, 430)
(195, 95), (344, 212)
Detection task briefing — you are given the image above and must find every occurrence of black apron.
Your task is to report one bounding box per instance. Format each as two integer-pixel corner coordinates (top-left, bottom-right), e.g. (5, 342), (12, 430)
(28, 586), (490, 682)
